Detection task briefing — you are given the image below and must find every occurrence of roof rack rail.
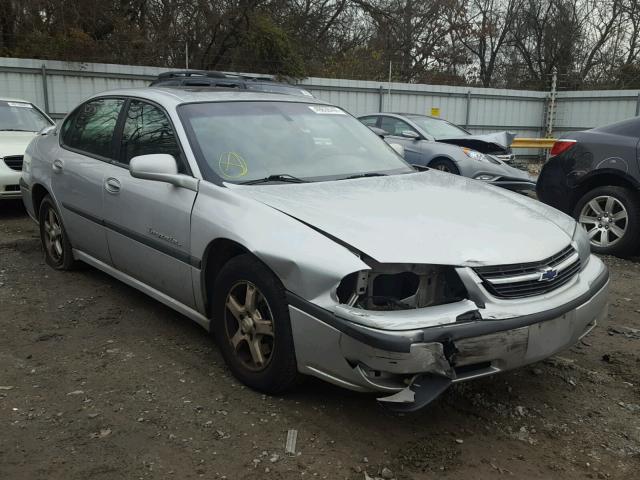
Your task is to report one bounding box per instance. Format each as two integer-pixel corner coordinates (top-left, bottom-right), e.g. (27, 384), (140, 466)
(156, 70), (228, 79)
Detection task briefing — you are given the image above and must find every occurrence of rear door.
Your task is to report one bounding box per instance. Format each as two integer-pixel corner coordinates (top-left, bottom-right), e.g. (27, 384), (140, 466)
(53, 97), (125, 263)
(379, 116), (424, 164)
(101, 99), (198, 308)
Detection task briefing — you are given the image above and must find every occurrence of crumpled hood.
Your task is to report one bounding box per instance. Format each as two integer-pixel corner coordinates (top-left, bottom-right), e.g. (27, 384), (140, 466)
(232, 171), (575, 266)
(437, 131), (515, 154)
(0, 131), (37, 157)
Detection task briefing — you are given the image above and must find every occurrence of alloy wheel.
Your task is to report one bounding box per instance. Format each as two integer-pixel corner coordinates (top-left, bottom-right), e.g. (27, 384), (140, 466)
(579, 195), (628, 248)
(223, 281), (275, 371)
(43, 207), (64, 263)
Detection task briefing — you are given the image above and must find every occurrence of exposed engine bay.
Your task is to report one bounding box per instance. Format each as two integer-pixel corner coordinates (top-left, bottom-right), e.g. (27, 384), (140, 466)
(336, 261), (468, 311)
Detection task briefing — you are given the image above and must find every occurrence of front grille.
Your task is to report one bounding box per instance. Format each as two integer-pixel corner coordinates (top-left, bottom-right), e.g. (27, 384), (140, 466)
(474, 245), (581, 299)
(4, 184), (19, 192)
(3, 155), (24, 171)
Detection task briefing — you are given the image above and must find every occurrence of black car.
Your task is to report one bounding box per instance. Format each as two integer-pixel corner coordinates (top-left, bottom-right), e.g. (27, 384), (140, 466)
(150, 70), (314, 98)
(537, 117), (640, 256)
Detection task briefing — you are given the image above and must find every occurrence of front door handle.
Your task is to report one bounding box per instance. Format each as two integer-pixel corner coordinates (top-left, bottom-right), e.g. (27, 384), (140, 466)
(104, 177), (121, 194)
(52, 159), (63, 173)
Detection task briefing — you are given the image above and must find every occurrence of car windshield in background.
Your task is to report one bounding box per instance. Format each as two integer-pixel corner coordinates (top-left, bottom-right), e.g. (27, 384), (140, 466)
(180, 101), (412, 184)
(408, 115), (469, 139)
(245, 83), (313, 97)
(0, 100), (52, 132)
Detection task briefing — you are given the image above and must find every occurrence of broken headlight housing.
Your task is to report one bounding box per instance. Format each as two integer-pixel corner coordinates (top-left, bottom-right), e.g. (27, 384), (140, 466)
(336, 262), (468, 311)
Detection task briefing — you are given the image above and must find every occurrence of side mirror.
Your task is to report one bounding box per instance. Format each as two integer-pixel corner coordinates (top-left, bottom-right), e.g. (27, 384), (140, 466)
(401, 130), (420, 140)
(388, 143), (405, 157)
(39, 125), (56, 136)
(368, 126), (388, 138)
(129, 154), (198, 191)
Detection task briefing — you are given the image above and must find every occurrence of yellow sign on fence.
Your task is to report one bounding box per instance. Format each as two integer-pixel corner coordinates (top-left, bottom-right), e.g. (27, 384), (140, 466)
(430, 107), (440, 117)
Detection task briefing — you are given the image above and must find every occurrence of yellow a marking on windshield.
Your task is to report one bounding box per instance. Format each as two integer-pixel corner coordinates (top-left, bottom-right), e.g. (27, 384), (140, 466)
(219, 151), (248, 178)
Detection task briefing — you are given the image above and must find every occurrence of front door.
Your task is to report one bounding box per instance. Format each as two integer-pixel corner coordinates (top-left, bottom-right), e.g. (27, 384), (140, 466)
(102, 99), (198, 308)
(380, 116), (424, 164)
(52, 98), (125, 263)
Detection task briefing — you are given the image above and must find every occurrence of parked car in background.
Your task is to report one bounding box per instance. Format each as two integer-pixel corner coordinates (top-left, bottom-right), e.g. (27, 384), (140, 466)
(537, 117), (640, 257)
(360, 113), (535, 193)
(150, 70), (314, 98)
(0, 98), (54, 199)
(22, 88), (608, 411)
(360, 112), (515, 161)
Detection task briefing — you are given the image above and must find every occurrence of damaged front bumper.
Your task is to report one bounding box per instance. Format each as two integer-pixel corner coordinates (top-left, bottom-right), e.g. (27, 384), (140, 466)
(287, 254), (609, 410)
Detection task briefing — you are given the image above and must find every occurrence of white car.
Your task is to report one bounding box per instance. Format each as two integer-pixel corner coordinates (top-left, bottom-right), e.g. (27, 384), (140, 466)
(1, 98), (54, 199)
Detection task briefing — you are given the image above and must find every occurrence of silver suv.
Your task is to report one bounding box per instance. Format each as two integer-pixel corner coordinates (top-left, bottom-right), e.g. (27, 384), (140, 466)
(21, 88), (609, 411)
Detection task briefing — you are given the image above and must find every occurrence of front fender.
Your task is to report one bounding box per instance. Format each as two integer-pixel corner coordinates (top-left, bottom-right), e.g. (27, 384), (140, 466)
(190, 181), (369, 308)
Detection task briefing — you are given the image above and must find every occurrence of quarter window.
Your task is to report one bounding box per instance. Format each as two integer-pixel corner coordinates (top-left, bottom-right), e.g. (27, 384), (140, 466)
(121, 100), (182, 169)
(61, 98), (124, 159)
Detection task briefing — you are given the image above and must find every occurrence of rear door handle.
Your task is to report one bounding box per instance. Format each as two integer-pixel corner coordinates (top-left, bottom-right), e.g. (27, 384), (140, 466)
(104, 177), (121, 194)
(52, 159), (63, 173)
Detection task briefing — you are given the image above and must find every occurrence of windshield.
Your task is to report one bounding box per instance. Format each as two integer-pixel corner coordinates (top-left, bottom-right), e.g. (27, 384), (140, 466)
(0, 100), (52, 132)
(408, 116), (469, 139)
(180, 101), (412, 184)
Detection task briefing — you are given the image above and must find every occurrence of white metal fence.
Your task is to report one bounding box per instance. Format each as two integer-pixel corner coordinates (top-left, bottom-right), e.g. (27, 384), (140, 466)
(2, 57), (639, 155)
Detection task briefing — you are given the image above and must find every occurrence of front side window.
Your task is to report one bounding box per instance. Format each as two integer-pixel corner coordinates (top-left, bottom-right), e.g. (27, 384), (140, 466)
(0, 100), (52, 132)
(380, 117), (418, 136)
(61, 98), (124, 159)
(179, 101), (412, 184)
(121, 100), (182, 169)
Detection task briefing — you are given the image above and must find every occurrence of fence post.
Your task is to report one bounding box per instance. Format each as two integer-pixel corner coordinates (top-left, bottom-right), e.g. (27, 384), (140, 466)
(41, 64), (50, 115)
(378, 85), (383, 112)
(464, 90), (471, 128)
(545, 67), (557, 138)
(636, 92), (640, 116)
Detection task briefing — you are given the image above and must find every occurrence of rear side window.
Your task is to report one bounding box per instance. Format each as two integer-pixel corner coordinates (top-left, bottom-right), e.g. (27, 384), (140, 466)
(121, 100), (183, 169)
(61, 98), (124, 159)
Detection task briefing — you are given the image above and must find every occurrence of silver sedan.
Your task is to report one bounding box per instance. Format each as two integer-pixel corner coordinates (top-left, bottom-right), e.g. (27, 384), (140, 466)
(21, 88), (608, 411)
(359, 112), (536, 192)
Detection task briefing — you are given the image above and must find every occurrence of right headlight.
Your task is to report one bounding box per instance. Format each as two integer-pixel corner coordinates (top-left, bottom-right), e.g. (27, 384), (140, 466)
(573, 223), (591, 269)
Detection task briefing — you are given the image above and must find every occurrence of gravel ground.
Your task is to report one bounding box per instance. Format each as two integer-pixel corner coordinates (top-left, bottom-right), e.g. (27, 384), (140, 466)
(1, 199), (639, 480)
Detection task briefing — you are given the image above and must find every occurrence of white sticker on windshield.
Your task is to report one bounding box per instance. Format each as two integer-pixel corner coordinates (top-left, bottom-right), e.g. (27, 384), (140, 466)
(8, 102), (32, 108)
(308, 105), (345, 115)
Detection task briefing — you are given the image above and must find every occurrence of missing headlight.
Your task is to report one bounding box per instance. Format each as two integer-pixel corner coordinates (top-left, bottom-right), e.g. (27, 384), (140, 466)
(337, 263), (467, 311)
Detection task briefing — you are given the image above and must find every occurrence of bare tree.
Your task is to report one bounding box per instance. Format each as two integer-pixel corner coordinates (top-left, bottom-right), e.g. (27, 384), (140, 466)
(448, 0), (521, 87)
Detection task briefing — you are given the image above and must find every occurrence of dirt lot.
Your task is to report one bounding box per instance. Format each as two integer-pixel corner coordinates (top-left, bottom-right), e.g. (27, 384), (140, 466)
(1, 199), (639, 480)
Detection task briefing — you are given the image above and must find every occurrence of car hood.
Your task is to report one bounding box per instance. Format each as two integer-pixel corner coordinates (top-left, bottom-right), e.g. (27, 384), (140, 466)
(0, 131), (37, 157)
(437, 131), (515, 154)
(231, 171), (575, 266)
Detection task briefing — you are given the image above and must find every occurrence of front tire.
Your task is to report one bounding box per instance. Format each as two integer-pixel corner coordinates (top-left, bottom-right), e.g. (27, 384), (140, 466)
(573, 186), (640, 257)
(38, 195), (79, 270)
(212, 254), (300, 394)
(429, 158), (459, 174)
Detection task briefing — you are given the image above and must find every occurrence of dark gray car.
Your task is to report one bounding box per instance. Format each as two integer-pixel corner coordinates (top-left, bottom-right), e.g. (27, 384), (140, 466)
(537, 117), (640, 257)
(359, 113), (535, 192)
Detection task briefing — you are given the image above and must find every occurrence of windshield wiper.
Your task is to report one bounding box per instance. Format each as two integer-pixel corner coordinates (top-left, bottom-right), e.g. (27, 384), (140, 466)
(339, 172), (388, 180)
(240, 174), (308, 185)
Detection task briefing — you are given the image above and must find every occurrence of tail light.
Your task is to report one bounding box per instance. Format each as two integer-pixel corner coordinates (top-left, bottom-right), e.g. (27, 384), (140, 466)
(550, 139), (577, 156)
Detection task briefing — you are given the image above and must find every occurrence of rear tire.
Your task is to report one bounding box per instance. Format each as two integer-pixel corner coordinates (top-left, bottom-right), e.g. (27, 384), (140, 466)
(429, 158), (459, 174)
(212, 254), (300, 394)
(38, 195), (79, 270)
(573, 186), (640, 257)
